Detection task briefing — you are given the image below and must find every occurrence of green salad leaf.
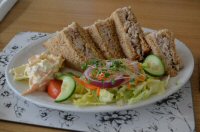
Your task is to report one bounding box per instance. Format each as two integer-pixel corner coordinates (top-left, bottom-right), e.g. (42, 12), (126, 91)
(73, 91), (106, 106)
(70, 76), (169, 107)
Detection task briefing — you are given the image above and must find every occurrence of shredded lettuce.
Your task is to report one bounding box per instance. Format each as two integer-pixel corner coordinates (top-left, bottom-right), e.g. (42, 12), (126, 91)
(128, 78), (168, 104)
(73, 91), (105, 106)
(71, 76), (169, 106)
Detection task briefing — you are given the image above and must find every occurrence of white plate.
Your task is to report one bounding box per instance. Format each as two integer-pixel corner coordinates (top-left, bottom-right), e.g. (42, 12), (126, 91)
(5, 29), (194, 112)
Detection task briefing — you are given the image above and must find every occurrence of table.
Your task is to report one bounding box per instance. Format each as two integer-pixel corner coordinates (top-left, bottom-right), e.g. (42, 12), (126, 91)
(0, 0), (199, 132)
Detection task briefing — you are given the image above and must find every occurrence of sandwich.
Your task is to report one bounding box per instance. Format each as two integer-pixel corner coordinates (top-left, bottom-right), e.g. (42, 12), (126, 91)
(44, 22), (104, 70)
(86, 18), (125, 59)
(145, 29), (183, 76)
(111, 6), (150, 61)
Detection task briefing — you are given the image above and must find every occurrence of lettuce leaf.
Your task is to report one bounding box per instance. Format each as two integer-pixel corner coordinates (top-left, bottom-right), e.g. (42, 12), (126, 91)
(72, 77), (169, 106)
(128, 77), (169, 104)
(73, 91), (105, 106)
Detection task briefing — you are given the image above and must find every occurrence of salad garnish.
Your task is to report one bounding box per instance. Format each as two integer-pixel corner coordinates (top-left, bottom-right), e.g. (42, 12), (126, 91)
(11, 54), (169, 106)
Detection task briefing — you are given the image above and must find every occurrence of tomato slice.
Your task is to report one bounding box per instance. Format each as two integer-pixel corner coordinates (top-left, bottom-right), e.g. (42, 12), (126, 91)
(47, 80), (62, 99)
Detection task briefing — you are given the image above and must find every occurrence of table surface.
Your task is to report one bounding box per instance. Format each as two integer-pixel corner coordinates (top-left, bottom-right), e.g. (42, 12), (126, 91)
(0, 0), (200, 131)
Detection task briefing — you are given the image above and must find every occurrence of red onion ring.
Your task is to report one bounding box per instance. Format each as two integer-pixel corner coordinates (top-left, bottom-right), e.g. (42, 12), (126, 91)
(83, 67), (128, 88)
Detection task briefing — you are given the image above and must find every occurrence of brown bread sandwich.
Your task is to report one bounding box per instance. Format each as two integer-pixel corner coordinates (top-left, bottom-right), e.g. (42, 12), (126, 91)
(111, 6), (150, 61)
(145, 29), (183, 76)
(44, 22), (104, 70)
(86, 18), (125, 59)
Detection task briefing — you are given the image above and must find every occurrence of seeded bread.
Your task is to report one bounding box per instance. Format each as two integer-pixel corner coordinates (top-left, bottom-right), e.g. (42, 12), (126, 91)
(111, 6), (150, 61)
(145, 29), (183, 76)
(86, 18), (125, 59)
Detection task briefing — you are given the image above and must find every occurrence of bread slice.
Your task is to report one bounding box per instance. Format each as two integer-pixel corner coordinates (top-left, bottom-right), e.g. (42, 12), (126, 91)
(145, 29), (183, 76)
(44, 22), (104, 70)
(111, 6), (150, 61)
(86, 18), (125, 59)
(43, 32), (85, 70)
(62, 22), (104, 59)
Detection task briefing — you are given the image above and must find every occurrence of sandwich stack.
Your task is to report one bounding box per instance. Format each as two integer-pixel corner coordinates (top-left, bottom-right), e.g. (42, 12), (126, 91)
(44, 6), (182, 76)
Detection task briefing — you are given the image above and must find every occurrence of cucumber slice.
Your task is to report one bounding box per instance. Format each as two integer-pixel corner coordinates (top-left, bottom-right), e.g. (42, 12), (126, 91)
(55, 76), (76, 102)
(142, 55), (165, 77)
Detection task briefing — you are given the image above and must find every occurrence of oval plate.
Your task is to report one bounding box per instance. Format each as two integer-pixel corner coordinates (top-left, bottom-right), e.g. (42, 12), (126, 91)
(5, 28), (194, 112)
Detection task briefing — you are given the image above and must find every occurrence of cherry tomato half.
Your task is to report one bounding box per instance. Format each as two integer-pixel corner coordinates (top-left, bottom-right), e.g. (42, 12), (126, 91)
(47, 80), (62, 99)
